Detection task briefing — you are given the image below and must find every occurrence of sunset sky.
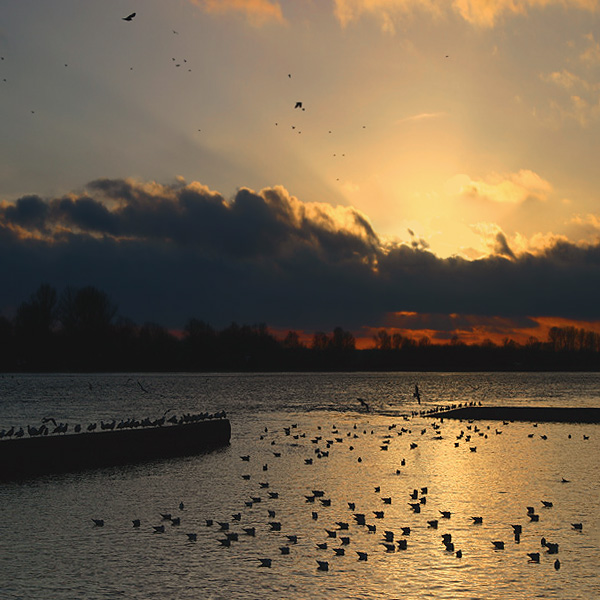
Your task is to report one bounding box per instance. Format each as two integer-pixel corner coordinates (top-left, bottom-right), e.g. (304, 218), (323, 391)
(2, 0), (600, 346)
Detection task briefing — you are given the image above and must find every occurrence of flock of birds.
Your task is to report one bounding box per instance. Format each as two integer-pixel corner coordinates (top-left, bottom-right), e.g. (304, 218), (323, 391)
(1, 9), (372, 183)
(88, 402), (589, 580)
(0, 410), (226, 440)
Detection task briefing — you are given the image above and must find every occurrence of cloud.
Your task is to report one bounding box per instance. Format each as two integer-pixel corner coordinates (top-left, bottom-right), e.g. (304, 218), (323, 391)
(332, 0), (598, 30)
(191, 0), (286, 26)
(452, 0), (598, 27)
(453, 170), (552, 204)
(3, 178), (600, 331)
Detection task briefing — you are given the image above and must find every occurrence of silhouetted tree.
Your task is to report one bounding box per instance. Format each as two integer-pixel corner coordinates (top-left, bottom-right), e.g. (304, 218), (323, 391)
(311, 331), (329, 351)
(57, 286), (118, 369)
(283, 330), (303, 349)
(14, 283), (57, 338)
(374, 329), (392, 351)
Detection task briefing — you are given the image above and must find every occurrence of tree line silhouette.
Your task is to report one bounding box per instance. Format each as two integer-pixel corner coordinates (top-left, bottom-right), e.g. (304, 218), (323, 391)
(1, 284), (599, 372)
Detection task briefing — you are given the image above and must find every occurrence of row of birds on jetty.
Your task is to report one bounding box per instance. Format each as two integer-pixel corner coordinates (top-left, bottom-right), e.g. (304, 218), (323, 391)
(0, 410), (226, 440)
(90, 412), (587, 577)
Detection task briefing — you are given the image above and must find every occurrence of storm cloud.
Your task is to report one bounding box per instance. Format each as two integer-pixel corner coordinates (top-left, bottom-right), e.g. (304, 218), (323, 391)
(2, 178), (600, 332)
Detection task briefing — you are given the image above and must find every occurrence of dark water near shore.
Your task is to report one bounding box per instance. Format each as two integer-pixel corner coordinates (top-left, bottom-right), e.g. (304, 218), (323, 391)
(0, 372), (599, 599)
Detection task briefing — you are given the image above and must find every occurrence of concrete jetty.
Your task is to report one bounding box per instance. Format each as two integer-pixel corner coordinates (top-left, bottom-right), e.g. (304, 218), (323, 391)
(427, 406), (600, 423)
(0, 418), (231, 481)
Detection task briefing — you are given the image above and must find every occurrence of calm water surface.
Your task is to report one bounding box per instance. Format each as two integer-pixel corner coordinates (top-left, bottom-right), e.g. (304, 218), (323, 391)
(0, 372), (598, 599)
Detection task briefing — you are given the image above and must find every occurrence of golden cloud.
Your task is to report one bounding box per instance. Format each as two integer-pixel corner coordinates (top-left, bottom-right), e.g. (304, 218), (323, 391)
(333, 0), (598, 29)
(454, 169), (552, 204)
(192, 0), (285, 26)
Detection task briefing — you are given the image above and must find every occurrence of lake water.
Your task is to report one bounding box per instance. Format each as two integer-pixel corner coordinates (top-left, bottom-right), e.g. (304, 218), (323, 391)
(0, 372), (598, 599)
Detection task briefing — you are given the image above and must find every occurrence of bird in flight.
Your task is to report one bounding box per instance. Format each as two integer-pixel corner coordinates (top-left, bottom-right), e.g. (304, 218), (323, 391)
(122, 12), (136, 21)
(294, 101), (302, 109)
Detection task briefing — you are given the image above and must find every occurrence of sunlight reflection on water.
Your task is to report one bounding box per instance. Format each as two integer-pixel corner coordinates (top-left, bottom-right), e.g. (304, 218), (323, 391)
(0, 372), (598, 599)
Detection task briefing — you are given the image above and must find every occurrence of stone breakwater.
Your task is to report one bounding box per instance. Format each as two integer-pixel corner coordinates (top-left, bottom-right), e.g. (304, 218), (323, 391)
(425, 406), (600, 423)
(0, 418), (231, 481)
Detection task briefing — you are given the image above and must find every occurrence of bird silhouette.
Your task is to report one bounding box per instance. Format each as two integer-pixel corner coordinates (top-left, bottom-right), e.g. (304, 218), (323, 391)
(122, 12), (136, 21)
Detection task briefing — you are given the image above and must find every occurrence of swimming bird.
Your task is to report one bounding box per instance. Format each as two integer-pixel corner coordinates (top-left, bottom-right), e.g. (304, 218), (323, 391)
(427, 520), (438, 529)
(161, 513), (172, 520)
(186, 533), (197, 541)
(333, 547), (345, 556)
(317, 560), (329, 571)
(240, 455), (250, 461)
(456, 549), (463, 558)
(541, 500), (553, 508)
(280, 546), (290, 555)
(258, 558), (272, 567)
(171, 517), (180, 526)
(472, 516), (483, 524)
(243, 527), (256, 536)
(572, 522), (583, 531)
(92, 519), (104, 527)
(492, 541), (505, 550)
(122, 12), (136, 21)
(397, 539), (408, 550)
(317, 542), (328, 550)
(269, 522), (282, 531)
(205, 519), (213, 526)
(527, 552), (540, 563)
(357, 551), (368, 561)
(153, 525), (165, 533)
(546, 542), (559, 554)
(554, 559), (561, 570)
(401, 527), (411, 535)
(440, 511), (451, 518)
(132, 519), (141, 527)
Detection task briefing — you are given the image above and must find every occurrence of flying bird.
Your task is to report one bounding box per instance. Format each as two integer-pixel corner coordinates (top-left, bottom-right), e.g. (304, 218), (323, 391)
(122, 12), (136, 21)
(294, 101), (302, 109)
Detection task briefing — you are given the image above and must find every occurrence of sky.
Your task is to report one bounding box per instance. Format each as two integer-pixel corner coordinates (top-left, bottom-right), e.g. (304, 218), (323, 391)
(2, 0), (600, 346)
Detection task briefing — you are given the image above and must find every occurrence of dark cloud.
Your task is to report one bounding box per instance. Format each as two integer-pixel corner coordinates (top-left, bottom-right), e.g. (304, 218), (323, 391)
(2, 178), (600, 331)
(494, 231), (516, 260)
